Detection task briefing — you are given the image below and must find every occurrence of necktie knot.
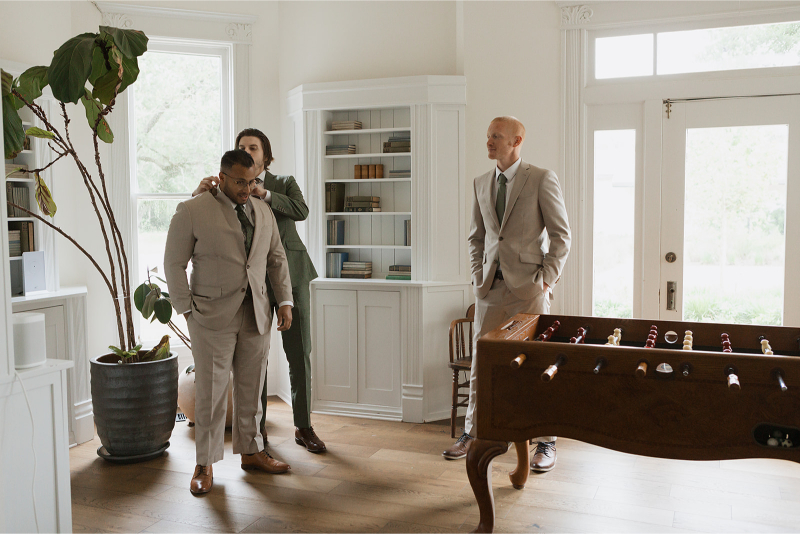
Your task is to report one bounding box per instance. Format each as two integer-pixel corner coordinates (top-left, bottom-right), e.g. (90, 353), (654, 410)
(498, 173), (507, 186)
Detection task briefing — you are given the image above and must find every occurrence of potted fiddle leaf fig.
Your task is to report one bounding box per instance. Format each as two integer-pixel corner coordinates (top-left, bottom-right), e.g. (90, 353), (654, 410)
(2, 27), (181, 462)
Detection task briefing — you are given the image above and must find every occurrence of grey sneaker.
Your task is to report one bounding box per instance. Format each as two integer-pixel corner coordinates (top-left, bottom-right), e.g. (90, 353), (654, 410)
(442, 432), (474, 460)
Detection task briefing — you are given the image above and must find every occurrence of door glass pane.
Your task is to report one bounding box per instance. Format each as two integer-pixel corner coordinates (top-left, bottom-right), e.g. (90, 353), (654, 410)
(595, 34), (654, 79)
(684, 125), (787, 325)
(593, 130), (636, 318)
(137, 198), (188, 342)
(134, 51), (222, 194)
(658, 21), (800, 75)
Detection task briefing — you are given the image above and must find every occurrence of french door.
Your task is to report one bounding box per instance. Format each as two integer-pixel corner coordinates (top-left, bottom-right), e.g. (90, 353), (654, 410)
(589, 96), (800, 326)
(660, 96), (800, 326)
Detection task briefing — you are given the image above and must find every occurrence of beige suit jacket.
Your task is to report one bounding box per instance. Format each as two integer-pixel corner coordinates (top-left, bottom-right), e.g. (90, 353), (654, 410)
(164, 191), (293, 335)
(468, 160), (571, 301)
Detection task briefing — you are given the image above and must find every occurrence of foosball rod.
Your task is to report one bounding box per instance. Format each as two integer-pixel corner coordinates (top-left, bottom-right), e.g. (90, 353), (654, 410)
(541, 356), (565, 382)
(570, 326), (589, 344)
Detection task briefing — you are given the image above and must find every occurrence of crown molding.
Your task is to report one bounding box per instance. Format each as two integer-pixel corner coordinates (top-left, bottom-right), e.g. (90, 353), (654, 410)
(93, 2), (257, 25)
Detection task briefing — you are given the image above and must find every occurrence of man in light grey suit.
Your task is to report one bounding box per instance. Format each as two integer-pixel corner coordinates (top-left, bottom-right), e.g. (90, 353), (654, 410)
(164, 150), (296, 495)
(442, 117), (571, 473)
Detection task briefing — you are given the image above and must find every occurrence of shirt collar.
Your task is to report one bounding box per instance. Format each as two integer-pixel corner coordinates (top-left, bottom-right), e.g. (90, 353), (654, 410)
(257, 169), (267, 181)
(217, 186), (252, 215)
(496, 157), (522, 183)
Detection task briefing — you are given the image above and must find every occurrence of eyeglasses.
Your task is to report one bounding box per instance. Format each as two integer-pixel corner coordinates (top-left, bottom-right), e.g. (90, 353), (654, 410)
(221, 171), (258, 189)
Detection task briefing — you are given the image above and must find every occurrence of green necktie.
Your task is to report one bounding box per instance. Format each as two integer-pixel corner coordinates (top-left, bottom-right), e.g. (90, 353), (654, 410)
(495, 173), (507, 225)
(235, 204), (254, 258)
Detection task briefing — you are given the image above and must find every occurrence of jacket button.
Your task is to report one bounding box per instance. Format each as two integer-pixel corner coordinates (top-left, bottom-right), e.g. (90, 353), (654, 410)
(246, 265), (250, 269)
(499, 236), (504, 241)
(241, 288), (246, 293)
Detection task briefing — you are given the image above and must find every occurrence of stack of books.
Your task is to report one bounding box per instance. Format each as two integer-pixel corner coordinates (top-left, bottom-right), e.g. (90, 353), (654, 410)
(383, 135), (411, 153)
(341, 261), (372, 279)
(387, 169), (411, 179)
(325, 183), (345, 212)
(5, 183), (30, 217)
(404, 220), (411, 246)
(9, 221), (34, 253)
(326, 144), (356, 155)
(327, 219), (345, 245)
(5, 163), (28, 178)
(326, 252), (348, 278)
(353, 164), (384, 179)
(386, 265), (411, 281)
(331, 121), (362, 130)
(344, 196), (380, 212)
(8, 230), (21, 257)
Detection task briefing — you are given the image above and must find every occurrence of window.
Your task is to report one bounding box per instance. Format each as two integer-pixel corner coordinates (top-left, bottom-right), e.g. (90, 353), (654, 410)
(592, 130), (636, 318)
(130, 39), (233, 344)
(594, 20), (800, 79)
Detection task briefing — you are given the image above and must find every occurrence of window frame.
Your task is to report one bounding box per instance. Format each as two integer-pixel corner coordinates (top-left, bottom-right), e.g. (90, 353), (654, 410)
(127, 37), (234, 346)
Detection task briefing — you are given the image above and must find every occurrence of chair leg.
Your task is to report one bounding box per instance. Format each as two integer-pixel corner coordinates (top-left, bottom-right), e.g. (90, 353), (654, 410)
(451, 369), (459, 439)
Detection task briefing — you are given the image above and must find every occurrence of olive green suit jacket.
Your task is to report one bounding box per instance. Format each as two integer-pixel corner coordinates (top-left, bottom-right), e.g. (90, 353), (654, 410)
(261, 171), (318, 291)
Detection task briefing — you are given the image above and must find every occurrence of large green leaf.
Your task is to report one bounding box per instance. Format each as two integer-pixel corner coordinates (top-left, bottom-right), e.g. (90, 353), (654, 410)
(1, 69), (12, 96)
(80, 90), (113, 143)
(48, 32), (96, 104)
(25, 126), (54, 140)
(153, 298), (173, 324)
(34, 173), (57, 217)
(91, 68), (120, 106)
(117, 52), (140, 95)
(134, 282), (149, 312)
(2, 94), (24, 159)
(100, 26), (148, 58)
(89, 40), (111, 86)
(15, 66), (48, 105)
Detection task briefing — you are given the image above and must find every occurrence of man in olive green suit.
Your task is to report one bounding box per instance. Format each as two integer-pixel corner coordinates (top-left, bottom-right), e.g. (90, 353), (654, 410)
(194, 128), (325, 453)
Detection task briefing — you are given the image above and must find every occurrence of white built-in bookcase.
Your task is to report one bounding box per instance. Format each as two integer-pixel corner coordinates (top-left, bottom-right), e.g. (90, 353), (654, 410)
(323, 108), (412, 275)
(289, 76), (474, 423)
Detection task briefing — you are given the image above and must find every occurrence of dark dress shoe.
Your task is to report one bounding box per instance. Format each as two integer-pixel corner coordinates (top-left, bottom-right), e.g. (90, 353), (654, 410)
(295, 426), (327, 453)
(442, 432), (473, 460)
(241, 450), (291, 473)
(190, 464), (213, 494)
(531, 441), (556, 472)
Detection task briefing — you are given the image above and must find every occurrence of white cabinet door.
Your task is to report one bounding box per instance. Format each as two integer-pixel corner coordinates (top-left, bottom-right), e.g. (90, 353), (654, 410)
(314, 289), (358, 403)
(357, 290), (401, 407)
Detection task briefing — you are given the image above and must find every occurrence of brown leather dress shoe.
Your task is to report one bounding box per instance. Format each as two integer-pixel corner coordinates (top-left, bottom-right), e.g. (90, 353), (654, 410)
(241, 450), (291, 474)
(531, 441), (556, 472)
(190, 464), (213, 494)
(442, 432), (474, 460)
(295, 426), (327, 453)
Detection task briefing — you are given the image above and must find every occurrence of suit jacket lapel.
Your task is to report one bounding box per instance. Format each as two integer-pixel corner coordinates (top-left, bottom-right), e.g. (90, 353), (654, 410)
(248, 198), (262, 261)
(215, 191), (247, 258)
(262, 171), (278, 193)
(504, 162), (530, 225)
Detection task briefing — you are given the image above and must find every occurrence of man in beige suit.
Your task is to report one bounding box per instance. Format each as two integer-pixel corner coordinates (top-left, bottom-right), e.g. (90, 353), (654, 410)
(443, 117), (571, 473)
(165, 150), (295, 494)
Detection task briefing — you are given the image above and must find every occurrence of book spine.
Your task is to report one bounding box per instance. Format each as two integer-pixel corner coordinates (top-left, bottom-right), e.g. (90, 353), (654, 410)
(344, 207), (381, 212)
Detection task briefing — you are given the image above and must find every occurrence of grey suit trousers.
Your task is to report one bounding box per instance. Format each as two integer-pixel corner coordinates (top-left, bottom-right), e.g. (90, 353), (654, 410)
(464, 277), (555, 443)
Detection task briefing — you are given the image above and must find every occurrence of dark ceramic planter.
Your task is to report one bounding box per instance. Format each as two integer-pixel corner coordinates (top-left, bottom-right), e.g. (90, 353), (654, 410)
(90, 352), (179, 462)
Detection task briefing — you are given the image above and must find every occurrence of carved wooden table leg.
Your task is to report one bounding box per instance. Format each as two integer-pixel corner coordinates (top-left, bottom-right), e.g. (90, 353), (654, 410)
(508, 441), (529, 489)
(466, 438), (510, 533)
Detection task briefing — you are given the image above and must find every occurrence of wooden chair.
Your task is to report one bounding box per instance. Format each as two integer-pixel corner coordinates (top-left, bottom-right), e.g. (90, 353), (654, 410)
(448, 303), (475, 438)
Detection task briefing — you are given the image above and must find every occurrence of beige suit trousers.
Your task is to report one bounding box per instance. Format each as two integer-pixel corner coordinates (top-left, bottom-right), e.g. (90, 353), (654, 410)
(187, 298), (270, 465)
(464, 277), (555, 443)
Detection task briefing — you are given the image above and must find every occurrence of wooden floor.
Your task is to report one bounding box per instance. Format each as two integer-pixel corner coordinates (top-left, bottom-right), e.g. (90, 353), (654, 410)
(70, 398), (800, 533)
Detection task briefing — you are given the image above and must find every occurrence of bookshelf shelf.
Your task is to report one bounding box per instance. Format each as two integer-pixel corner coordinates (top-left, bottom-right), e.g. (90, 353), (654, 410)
(325, 152), (411, 159)
(326, 245), (411, 250)
(325, 212), (410, 216)
(326, 178), (411, 183)
(325, 127), (412, 136)
(5, 177), (34, 183)
(7, 217), (35, 222)
(9, 257), (23, 261)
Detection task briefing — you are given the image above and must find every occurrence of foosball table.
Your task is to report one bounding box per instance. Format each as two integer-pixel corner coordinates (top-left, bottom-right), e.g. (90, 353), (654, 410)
(466, 314), (800, 533)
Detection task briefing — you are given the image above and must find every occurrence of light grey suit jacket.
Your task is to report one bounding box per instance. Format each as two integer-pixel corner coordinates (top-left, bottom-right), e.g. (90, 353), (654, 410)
(468, 160), (571, 301)
(164, 191), (293, 335)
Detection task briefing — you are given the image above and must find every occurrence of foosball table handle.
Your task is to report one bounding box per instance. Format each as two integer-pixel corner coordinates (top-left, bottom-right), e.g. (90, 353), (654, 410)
(510, 354), (527, 369)
(636, 361), (648, 378)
